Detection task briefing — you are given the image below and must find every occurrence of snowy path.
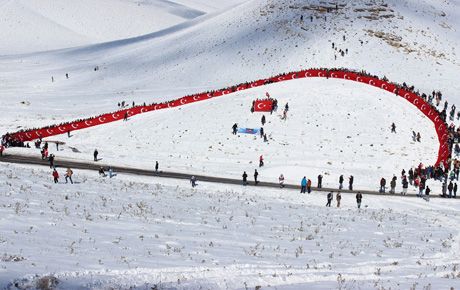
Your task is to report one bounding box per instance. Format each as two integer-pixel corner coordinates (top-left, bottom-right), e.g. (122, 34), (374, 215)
(0, 153), (456, 199)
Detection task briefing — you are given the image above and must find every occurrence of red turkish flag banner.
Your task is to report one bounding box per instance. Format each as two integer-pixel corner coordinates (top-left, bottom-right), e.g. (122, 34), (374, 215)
(254, 99), (273, 112)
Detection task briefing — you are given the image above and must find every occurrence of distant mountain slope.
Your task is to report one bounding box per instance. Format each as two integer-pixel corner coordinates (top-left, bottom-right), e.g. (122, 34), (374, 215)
(0, 0), (247, 54)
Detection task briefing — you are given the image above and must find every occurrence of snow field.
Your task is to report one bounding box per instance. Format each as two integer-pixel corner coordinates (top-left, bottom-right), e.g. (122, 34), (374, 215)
(1, 163), (459, 289)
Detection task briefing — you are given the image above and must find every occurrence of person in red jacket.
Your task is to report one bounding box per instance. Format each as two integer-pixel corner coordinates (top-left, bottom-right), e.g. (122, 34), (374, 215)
(52, 169), (59, 184)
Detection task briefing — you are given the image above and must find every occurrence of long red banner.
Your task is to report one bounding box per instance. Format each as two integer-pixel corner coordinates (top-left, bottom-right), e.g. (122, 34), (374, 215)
(4, 69), (450, 167)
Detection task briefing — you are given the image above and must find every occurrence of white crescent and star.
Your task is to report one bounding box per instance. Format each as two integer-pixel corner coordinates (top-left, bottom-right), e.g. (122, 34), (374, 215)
(71, 123), (79, 129)
(58, 127), (66, 132)
(85, 120), (93, 126)
(98, 117), (106, 123)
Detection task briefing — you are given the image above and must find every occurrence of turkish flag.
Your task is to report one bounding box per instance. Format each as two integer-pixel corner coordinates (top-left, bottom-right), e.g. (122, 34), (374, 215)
(254, 99), (273, 112)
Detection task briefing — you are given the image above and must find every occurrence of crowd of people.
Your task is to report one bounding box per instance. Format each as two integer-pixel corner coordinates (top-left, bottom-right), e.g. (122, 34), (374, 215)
(1, 67), (458, 200)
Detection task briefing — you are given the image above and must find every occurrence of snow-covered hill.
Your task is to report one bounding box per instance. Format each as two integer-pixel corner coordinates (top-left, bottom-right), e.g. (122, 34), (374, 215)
(0, 0), (246, 54)
(1, 163), (460, 289)
(1, 0), (460, 288)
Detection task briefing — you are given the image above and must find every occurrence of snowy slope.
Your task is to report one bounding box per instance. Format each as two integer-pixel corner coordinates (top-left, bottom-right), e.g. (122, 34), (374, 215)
(1, 163), (460, 289)
(0, 0), (247, 55)
(1, 0), (459, 190)
(6, 76), (440, 191)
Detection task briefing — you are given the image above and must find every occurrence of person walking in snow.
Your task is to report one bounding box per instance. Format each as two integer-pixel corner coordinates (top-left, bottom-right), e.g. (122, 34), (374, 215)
(424, 186), (431, 202)
(242, 171), (248, 186)
(93, 149), (99, 161)
(300, 176), (307, 193)
(317, 174), (323, 188)
(418, 180), (425, 197)
(155, 161), (159, 172)
(356, 192), (362, 209)
(190, 176), (197, 188)
(261, 115), (266, 126)
(448, 181), (453, 198)
(260, 127), (264, 138)
(254, 169), (259, 185)
(408, 168), (414, 185)
(339, 175), (344, 190)
(390, 176), (397, 194)
(65, 168), (73, 184)
(232, 123), (238, 135)
(401, 176), (408, 195)
(108, 167), (116, 178)
(379, 177), (386, 193)
(259, 155), (264, 167)
(336, 192), (342, 207)
(307, 178), (312, 193)
(279, 174), (285, 188)
(416, 132), (421, 142)
(98, 167), (106, 177)
(326, 192), (333, 207)
(52, 169), (59, 184)
(349, 175), (354, 191)
(48, 154), (55, 169)
(391, 123), (396, 133)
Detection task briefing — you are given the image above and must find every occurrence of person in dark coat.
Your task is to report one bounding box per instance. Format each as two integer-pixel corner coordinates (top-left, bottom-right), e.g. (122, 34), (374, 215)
(254, 169), (259, 185)
(448, 181), (453, 198)
(380, 178), (386, 193)
(356, 192), (362, 208)
(242, 171), (248, 185)
(454, 183), (457, 198)
(93, 149), (98, 161)
(48, 154), (55, 169)
(326, 192), (333, 207)
(317, 174), (323, 188)
(261, 115), (266, 126)
(155, 161), (159, 172)
(349, 175), (354, 190)
(339, 175), (344, 189)
(232, 123), (238, 135)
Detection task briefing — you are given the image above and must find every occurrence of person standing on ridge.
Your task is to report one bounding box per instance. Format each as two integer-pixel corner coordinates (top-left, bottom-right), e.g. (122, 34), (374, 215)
(300, 176), (307, 193)
(279, 174), (285, 188)
(317, 174), (323, 188)
(349, 175), (354, 191)
(155, 161), (159, 172)
(242, 171), (248, 186)
(339, 175), (344, 190)
(254, 169), (259, 185)
(93, 149), (99, 162)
